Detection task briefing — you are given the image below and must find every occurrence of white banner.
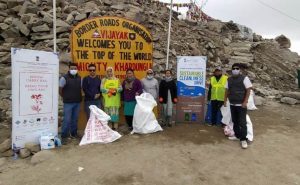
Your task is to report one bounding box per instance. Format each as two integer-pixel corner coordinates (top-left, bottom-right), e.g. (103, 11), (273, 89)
(11, 48), (59, 148)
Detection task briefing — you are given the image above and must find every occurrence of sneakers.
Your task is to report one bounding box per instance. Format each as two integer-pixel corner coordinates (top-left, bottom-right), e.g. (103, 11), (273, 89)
(228, 136), (239, 141)
(241, 140), (248, 149)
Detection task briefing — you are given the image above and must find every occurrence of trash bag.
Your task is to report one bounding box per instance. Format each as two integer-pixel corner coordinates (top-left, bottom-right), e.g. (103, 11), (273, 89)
(132, 93), (163, 134)
(247, 90), (258, 110)
(221, 101), (254, 141)
(79, 105), (121, 146)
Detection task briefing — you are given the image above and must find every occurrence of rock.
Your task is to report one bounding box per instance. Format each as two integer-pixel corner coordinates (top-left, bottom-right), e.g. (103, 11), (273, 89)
(25, 142), (40, 153)
(207, 20), (224, 33)
(280, 97), (298, 105)
(31, 150), (55, 165)
(253, 33), (262, 42)
(111, 4), (126, 11)
(4, 74), (11, 90)
(275, 35), (291, 49)
(1, 149), (13, 157)
(0, 23), (9, 30)
(32, 24), (50, 32)
(223, 38), (231, 46)
(0, 99), (11, 111)
(254, 96), (265, 106)
(75, 13), (87, 21)
(153, 51), (165, 59)
(103, 0), (112, 6)
(12, 19), (30, 36)
(0, 138), (11, 153)
(282, 91), (300, 100)
(31, 34), (53, 41)
(66, 14), (74, 24)
(19, 148), (31, 158)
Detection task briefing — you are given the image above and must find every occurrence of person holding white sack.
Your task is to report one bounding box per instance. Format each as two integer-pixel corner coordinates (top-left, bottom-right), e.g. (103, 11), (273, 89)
(224, 63), (253, 149)
(132, 93), (163, 134)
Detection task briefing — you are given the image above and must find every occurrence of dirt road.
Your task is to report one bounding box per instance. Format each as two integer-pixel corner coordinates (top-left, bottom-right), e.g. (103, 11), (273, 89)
(0, 101), (300, 185)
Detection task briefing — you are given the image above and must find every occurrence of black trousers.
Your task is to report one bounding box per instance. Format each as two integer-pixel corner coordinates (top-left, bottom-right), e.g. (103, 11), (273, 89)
(211, 100), (223, 125)
(230, 105), (247, 141)
(125, 116), (133, 128)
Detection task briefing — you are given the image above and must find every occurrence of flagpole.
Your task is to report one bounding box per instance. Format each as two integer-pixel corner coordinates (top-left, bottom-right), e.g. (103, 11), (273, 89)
(166, 0), (173, 70)
(53, 0), (57, 53)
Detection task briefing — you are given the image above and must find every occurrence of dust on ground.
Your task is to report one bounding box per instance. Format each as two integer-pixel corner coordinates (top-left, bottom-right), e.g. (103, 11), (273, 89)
(0, 101), (300, 185)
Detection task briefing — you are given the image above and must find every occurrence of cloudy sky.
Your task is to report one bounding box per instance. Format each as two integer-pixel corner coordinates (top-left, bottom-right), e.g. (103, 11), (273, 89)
(160, 0), (300, 54)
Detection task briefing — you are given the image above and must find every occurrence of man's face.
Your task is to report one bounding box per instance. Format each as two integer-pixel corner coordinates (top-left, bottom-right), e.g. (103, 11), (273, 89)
(88, 66), (96, 77)
(69, 65), (77, 71)
(165, 71), (171, 77)
(214, 70), (222, 76)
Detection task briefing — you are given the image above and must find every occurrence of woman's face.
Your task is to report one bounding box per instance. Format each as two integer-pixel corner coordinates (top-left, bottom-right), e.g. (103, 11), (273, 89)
(126, 71), (134, 78)
(165, 71), (171, 77)
(107, 69), (113, 77)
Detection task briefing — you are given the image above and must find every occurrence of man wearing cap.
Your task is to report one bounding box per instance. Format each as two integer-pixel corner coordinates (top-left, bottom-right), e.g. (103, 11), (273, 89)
(224, 63), (252, 149)
(207, 66), (228, 126)
(141, 69), (159, 116)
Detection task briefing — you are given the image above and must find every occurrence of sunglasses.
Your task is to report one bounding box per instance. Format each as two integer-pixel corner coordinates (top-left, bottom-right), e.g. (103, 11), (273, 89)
(89, 69), (96, 72)
(147, 73), (153, 75)
(232, 68), (239, 70)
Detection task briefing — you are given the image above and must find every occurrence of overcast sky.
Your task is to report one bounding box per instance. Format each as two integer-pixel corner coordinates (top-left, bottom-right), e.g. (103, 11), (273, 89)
(160, 0), (300, 54)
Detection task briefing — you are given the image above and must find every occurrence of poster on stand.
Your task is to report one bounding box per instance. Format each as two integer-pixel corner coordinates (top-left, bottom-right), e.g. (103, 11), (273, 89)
(11, 48), (59, 148)
(176, 56), (207, 123)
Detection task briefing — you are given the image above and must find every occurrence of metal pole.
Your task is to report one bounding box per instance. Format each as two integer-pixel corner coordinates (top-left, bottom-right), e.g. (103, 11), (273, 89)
(53, 0), (57, 53)
(166, 0), (173, 70)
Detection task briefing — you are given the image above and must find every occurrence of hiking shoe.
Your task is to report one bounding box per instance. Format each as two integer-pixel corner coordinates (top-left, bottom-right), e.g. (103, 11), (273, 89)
(207, 123), (213, 127)
(241, 141), (248, 149)
(228, 136), (239, 141)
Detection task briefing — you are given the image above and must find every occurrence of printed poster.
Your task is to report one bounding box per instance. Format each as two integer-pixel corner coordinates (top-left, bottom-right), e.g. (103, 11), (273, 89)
(11, 48), (59, 148)
(176, 56), (207, 123)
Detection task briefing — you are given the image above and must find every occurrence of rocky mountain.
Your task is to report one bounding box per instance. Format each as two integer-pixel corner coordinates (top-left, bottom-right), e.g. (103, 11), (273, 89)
(0, 0), (300, 125)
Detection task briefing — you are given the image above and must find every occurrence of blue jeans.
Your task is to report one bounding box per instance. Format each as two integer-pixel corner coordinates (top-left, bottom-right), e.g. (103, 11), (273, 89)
(62, 103), (80, 138)
(84, 100), (102, 120)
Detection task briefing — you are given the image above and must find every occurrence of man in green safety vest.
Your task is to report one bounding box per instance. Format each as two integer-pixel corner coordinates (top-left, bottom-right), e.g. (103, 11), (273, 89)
(207, 66), (228, 126)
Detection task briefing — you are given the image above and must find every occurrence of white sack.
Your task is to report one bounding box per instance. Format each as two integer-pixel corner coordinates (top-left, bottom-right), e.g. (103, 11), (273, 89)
(79, 105), (121, 146)
(132, 93), (163, 134)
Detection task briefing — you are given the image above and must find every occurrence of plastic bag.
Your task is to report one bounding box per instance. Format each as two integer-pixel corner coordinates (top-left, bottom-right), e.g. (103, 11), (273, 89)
(132, 93), (163, 134)
(247, 90), (258, 110)
(79, 105), (121, 146)
(221, 101), (254, 141)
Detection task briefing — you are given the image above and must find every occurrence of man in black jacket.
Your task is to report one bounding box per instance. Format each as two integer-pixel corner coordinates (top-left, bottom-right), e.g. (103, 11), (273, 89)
(59, 63), (82, 141)
(224, 63), (252, 149)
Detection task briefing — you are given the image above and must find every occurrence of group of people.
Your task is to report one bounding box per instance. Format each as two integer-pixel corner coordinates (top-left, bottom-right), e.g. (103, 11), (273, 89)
(59, 63), (177, 143)
(59, 62), (252, 149)
(208, 63), (252, 149)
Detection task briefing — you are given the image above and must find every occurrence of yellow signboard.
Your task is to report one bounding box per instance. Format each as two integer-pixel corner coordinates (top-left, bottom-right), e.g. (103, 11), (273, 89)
(71, 16), (153, 79)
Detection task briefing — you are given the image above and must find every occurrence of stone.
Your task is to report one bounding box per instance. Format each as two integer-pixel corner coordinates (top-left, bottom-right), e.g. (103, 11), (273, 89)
(66, 14), (74, 24)
(207, 20), (224, 33)
(153, 51), (165, 59)
(254, 96), (265, 106)
(75, 13), (87, 21)
(12, 19), (30, 36)
(19, 148), (31, 158)
(1, 149), (13, 157)
(103, 0), (112, 6)
(280, 97), (298, 105)
(0, 23), (9, 30)
(31, 34), (53, 41)
(0, 3), (7, 10)
(282, 91), (300, 100)
(31, 150), (55, 165)
(56, 19), (70, 28)
(25, 142), (40, 153)
(111, 4), (126, 11)
(0, 138), (11, 153)
(275, 35), (291, 49)
(0, 99), (11, 111)
(223, 38), (231, 46)
(4, 74), (11, 90)
(32, 24), (50, 32)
